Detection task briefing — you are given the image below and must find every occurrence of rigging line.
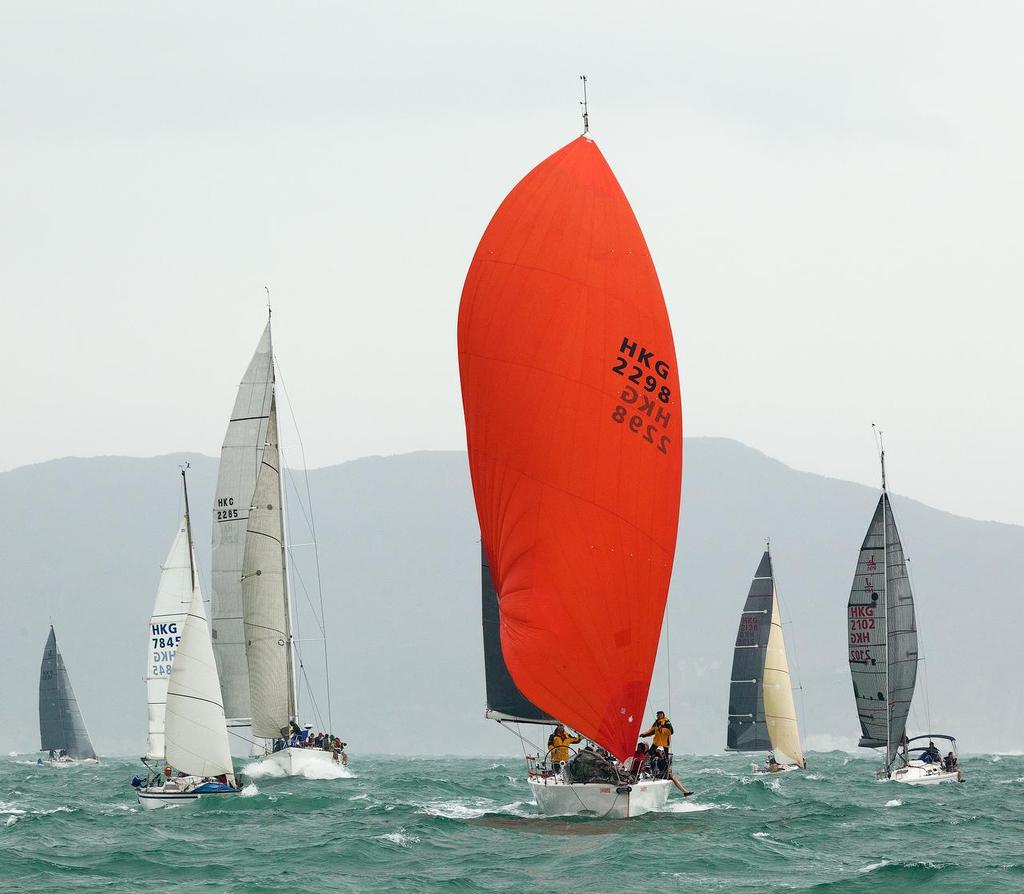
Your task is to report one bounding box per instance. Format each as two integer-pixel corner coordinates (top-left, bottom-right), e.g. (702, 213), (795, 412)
(772, 557), (808, 741)
(291, 636), (327, 733)
(281, 536), (328, 639)
(664, 605), (674, 720)
(905, 557), (933, 735)
(275, 355), (333, 733)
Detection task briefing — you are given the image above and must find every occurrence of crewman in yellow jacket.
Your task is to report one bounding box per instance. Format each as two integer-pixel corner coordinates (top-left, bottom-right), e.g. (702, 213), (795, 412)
(640, 711), (674, 750)
(547, 724), (582, 765)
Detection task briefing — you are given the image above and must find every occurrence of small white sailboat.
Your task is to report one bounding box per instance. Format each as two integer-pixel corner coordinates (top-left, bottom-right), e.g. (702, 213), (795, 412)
(37, 626), (97, 766)
(211, 317), (343, 775)
(847, 432), (963, 785)
(134, 468), (240, 808)
(726, 544), (807, 774)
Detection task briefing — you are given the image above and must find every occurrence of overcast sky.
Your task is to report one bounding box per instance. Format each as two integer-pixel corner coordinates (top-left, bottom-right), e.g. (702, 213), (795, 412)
(2, 2), (1020, 525)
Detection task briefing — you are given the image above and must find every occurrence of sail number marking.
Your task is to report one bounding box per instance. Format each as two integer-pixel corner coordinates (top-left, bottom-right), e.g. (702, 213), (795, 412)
(151, 622), (181, 676)
(611, 337), (672, 404)
(216, 496), (239, 521)
(611, 385), (671, 454)
(849, 605), (877, 661)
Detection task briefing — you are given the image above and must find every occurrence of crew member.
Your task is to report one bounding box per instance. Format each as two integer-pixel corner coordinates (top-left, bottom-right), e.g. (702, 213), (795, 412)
(640, 711), (674, 750)
(547, 724), (582, 766)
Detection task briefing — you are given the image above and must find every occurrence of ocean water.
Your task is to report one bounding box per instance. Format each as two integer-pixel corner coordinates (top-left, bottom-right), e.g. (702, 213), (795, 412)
(1, 751), (1022, 892)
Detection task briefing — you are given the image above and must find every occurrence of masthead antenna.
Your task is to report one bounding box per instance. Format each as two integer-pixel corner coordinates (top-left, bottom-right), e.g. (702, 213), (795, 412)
(579, 74), (589, 135)
(265, 285), (272, 320)
(872, 423), (887, 492)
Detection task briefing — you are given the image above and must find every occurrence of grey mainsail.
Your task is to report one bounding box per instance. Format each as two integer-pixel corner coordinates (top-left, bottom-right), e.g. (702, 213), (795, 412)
(211, 322), (275, 723)
(481, 545), (553, 724)
(241, 395), (296, 739)
(726, 550), (774, 752)
(38, 627), (96, 760)
(847, 491), (918, 771)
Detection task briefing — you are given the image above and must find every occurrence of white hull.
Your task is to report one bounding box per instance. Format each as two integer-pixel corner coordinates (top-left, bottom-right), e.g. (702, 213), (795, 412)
(528, 777), (671, 818)
(137, 790), (202, 810)
(250, 746), (348, 777)
(37, 758), (97, 768)
(136, 776), (238, 809)
(891, 763), (961, 785)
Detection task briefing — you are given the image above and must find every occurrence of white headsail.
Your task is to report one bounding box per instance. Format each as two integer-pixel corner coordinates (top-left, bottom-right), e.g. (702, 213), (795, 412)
(241, 395), (296, 739)
(164, 582), (236, 782)
(145, 519), (196, 761)
(211, 322), (275, 723)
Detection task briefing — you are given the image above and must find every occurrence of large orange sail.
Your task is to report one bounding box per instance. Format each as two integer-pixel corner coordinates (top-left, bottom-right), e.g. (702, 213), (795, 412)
(458, 135), (683, 760)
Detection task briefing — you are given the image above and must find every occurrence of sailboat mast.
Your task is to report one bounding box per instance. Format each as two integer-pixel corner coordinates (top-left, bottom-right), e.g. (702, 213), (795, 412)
(579, 74), (589, 134)
(277, 425), (299, 722)
(181, 463), (196, 594)
(266, 320), (299, 723)
(874, 428), (892, 774)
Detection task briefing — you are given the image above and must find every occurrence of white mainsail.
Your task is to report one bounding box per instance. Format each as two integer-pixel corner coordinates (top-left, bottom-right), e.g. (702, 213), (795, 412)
(164, 583), (236, 781)
(762, 588), (805, 767)
(145, 519), (195, 761)
(241, 395), (296, 739)
(211, 322), (275, 723)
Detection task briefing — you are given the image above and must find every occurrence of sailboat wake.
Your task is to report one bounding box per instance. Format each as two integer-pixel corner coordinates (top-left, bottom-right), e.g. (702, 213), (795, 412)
(241, 756), (354, 781)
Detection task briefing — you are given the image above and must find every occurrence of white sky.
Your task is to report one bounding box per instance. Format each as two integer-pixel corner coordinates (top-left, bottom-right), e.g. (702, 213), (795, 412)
(2, 2), (1021, 524)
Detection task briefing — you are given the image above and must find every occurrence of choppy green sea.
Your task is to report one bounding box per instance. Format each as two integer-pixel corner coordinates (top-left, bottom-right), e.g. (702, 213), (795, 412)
(2, 751), (1022, 892)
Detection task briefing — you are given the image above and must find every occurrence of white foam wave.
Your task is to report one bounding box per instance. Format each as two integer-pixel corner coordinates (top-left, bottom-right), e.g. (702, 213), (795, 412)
(859, 860), (891, 873)
(885, 799), (902, 808)
(5, 817), (17, 827)
(418, 799), (533, 820)
(241, 757), (354, 781)
(376, 828), (420, 847)
(240, 783), (260, 798)
(0, 803), (25, 816)
(658, 799), (714, 813)
(753, 831), (771, 839)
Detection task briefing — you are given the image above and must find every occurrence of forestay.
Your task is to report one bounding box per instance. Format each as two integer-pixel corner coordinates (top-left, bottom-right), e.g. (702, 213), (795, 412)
(145, 519), (196, 761)
(847, 493), (918, 770)
(38, 627), (96, 760)
(241, 396), (296, 739)
(212, 322), (275, 723)
(165, 584), (236, 781)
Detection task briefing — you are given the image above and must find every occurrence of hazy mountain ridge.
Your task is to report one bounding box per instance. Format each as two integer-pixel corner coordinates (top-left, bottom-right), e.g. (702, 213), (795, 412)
(1, 438), (1019, 758)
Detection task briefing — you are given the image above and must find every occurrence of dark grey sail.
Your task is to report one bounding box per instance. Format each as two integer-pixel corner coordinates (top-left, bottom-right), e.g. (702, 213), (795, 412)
(481, 545), (553, 724)
(38, 627), (96, 760)
(847, 493), (918, 771)
(726, 550), (775, 751)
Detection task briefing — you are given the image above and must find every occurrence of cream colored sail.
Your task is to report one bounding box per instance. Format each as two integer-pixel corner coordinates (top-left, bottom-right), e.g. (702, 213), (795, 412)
(762, 588), (805, 767)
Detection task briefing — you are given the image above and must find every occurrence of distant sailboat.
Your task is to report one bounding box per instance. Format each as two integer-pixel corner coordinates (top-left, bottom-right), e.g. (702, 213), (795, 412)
(459, 115), (684, 817)
(847, 434), (963, 785)
(37, 627), (96, 765)
(134, 467), (240, 808)
(726, 545), (806, 773)
(211, 318), (343, 774)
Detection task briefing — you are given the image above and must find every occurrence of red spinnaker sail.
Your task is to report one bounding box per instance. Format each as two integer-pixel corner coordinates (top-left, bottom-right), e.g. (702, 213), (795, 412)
(458, 135), (683, 760)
